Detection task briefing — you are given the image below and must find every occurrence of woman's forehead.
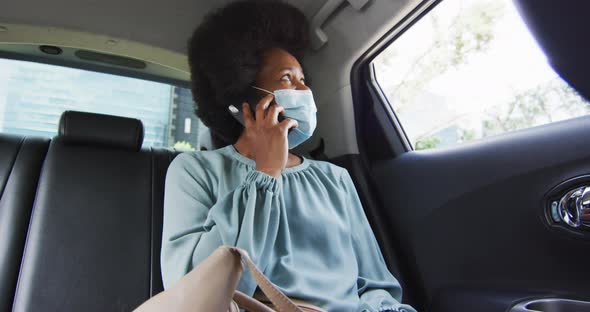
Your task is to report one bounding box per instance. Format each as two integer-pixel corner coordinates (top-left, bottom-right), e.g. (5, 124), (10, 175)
(260, 48), (303, 74)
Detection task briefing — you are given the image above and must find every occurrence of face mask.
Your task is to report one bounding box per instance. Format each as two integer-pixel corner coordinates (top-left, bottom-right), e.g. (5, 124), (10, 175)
(251, 86), (317, 149)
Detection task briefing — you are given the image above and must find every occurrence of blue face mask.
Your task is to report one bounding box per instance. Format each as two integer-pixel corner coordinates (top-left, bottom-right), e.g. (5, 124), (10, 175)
(251, 86), (317, 149)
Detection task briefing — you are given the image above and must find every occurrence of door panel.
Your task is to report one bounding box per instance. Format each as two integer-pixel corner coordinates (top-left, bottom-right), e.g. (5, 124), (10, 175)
(369, 116), (590, 311)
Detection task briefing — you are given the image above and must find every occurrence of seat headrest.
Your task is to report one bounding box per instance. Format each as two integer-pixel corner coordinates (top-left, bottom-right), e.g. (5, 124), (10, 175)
(58, 111), (144, 151)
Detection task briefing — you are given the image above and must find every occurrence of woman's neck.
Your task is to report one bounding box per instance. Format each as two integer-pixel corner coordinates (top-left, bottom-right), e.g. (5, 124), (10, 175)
(233, 135), (303, 168)
(233, 136), (256, 160)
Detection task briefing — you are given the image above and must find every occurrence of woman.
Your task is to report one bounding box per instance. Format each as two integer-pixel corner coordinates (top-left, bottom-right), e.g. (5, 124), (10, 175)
(161, 1), (415, 311)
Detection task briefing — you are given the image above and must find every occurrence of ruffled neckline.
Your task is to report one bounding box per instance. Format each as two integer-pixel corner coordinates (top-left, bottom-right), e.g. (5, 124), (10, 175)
(221, 145), (311, 175)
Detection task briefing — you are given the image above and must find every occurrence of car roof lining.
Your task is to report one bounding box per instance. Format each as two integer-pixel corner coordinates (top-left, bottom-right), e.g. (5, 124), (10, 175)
(0, 0), (326, 54)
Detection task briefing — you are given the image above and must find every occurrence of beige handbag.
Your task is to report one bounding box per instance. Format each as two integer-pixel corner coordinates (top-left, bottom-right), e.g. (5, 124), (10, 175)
(134, 246), (326, 312)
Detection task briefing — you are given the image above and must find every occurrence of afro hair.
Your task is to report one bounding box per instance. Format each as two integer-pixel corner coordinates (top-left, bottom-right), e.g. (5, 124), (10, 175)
(188, 0), (311, 144)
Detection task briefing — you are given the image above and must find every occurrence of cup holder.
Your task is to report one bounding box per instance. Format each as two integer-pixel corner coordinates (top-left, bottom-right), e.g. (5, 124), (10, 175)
(511, 298), (590, 312)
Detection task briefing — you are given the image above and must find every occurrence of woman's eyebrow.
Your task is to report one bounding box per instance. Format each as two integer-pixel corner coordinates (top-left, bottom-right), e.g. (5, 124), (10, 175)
(278, 67), (304, 76)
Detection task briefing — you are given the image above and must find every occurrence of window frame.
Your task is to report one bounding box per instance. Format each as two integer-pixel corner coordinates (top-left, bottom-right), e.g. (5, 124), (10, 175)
(355, 0), (590, 154)
(351, 0), (441, 156)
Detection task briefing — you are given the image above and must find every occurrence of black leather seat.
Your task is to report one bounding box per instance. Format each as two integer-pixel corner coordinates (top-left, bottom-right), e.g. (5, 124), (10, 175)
(10, 111), (176, 311)
(0, 134), (49, 312)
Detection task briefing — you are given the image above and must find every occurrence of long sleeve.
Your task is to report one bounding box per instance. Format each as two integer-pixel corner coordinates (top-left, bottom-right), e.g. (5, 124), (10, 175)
(340, 170), (417, 312)
(160, 153), (282, 295)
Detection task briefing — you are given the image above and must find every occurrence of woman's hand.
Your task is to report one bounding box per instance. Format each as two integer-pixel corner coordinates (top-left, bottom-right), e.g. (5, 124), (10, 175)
(242, 94), (298, 178)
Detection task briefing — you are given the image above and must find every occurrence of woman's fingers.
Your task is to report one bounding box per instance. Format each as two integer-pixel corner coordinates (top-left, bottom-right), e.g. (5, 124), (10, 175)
(256, 94), (274, 122)
(242, 103), (254, 128)
(265, 104), (285, 125)
(278, 118), (298, 133)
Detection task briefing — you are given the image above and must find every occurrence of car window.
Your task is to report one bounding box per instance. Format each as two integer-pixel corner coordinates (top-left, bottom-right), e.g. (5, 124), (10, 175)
(373, 0), (590, 150)
(0, 58), (207, 150)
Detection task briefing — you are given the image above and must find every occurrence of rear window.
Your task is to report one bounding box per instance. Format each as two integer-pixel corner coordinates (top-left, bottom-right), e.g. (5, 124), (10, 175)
(372, 0), (590, 150)
(0, 58), (207, 150)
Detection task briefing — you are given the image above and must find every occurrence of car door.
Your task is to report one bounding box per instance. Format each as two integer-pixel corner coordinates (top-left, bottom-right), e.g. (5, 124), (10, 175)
(347, 0), (590, 311)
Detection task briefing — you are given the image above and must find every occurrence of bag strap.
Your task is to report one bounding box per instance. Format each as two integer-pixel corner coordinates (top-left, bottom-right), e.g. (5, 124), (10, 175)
(233, 291), (274, 312)
(228, 247), (303, 312)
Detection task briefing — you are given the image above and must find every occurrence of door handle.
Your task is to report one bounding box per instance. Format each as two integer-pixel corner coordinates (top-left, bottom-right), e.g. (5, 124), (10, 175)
(553, 185), (590, 229)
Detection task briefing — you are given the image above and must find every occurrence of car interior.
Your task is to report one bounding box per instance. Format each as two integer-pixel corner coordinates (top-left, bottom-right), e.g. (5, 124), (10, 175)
(1, 0), (589, 311)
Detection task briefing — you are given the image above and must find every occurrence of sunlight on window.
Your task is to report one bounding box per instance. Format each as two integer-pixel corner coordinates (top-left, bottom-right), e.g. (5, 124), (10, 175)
(373, 0), (589, 150)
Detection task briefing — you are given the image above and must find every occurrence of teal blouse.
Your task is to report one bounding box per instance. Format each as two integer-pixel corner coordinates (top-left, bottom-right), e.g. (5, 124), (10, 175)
(161, 145), (415, 312)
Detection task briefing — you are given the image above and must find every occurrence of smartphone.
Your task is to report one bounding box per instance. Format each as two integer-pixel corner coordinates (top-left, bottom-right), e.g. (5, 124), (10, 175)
(228, 94), (286, 127)
(228, 101), (255, 127)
